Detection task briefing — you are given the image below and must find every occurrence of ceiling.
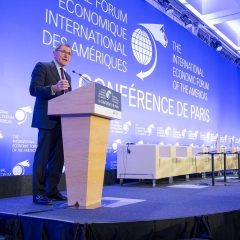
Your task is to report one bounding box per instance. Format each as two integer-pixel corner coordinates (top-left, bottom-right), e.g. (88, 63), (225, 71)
(168, 0), (240, 55)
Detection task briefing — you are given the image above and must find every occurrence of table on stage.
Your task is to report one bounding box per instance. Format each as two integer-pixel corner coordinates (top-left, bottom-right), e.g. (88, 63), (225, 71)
(205, 152), (240, 186)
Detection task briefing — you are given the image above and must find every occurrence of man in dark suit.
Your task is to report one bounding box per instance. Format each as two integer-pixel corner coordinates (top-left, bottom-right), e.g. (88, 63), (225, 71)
(30, 43), (72, 205)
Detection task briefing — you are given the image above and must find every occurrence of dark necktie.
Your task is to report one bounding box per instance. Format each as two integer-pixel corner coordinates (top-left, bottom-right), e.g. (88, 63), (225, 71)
(60, 67), (69, 93)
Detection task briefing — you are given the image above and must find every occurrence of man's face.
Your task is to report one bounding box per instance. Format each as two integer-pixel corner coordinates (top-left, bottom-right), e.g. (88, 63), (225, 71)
(53, 46), (72, 67)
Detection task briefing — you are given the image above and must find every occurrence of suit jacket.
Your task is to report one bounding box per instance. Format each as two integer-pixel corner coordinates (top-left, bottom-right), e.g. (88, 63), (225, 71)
(30, 61), (72, 129)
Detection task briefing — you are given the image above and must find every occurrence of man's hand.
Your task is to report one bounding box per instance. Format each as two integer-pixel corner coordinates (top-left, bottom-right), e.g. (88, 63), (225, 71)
(52, 80), (70, 93)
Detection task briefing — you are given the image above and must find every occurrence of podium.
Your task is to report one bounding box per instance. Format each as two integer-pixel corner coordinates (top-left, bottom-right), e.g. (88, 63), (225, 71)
(48, 82), (121, 209)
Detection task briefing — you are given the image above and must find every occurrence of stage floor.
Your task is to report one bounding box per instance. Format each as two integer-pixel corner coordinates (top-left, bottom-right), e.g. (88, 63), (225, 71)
(1, 174), (240, 239)
(1, 175), (240, 222)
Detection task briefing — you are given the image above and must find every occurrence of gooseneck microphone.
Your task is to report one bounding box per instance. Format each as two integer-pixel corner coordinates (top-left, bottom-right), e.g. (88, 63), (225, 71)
(72, 70), (91, 85)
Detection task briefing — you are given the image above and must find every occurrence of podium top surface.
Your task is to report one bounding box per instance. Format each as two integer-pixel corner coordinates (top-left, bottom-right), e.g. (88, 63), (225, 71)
(48, 82), (121, 120)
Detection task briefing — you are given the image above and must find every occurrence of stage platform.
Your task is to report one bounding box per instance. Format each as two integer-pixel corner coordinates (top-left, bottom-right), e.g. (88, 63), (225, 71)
(1, 174), (240, 240)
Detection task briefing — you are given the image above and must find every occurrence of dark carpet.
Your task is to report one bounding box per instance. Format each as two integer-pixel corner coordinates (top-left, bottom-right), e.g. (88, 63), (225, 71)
(0, 175), (240, 223)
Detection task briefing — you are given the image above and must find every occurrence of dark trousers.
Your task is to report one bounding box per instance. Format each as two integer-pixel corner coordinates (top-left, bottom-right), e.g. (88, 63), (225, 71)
(32, 122), (64, 196)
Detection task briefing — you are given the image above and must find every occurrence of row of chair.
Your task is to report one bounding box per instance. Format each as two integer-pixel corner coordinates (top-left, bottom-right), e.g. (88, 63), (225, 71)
(117, 145), (238, 186)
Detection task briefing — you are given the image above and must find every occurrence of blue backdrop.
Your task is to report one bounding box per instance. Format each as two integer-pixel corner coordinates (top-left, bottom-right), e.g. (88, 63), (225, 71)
(0, 0), (240, 175)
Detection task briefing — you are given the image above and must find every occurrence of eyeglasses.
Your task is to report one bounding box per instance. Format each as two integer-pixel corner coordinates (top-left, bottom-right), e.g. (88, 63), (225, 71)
(56, 50), (72, 57)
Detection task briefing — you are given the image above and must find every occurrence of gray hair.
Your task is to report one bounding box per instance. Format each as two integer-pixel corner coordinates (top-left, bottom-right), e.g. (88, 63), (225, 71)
(55, 43), (71, 51)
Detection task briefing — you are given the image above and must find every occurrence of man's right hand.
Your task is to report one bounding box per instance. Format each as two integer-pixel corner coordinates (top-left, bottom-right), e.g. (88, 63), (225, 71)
(52, 80), (70, 93)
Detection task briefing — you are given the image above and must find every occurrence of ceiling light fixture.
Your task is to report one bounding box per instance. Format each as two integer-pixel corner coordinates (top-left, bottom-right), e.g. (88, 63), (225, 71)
(180, 11), (193, 29)
(158, 0), (174, 14)
(235, 58), (240, 67)
(210, 38), (223, 52)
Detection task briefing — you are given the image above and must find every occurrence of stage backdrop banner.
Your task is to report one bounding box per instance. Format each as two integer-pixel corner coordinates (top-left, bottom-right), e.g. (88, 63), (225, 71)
(0, 0), (240, 175)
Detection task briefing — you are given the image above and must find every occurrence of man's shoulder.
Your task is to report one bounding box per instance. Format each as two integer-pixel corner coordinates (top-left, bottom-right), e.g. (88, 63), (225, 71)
(37, 61), (55, 67)
(34, 61), (55, 71)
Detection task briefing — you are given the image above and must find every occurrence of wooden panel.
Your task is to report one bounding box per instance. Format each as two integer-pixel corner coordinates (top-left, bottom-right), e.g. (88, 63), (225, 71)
(61, 115), (110, 208)
(156, 157), (173, 178)
(86, 116), (109, 205)
(227, 155), (237, 169)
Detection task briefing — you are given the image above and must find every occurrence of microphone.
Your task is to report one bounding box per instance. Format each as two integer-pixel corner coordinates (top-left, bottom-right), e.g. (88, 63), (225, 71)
(72, 70), (91, 85)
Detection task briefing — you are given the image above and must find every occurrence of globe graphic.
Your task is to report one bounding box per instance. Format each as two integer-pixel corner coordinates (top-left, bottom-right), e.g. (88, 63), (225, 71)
(15, 109), (25, 121)
(131, 28), (153, 65)
(106, 90), (111, 100)
(112, 142), (118, 151)
(12, 165), (23, 175)
(123, 124), (129, 132)
(147, 127), (152, 135)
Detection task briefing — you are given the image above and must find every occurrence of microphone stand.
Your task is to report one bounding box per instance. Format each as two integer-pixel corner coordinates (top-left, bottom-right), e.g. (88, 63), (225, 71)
(72, 70), (91, 85)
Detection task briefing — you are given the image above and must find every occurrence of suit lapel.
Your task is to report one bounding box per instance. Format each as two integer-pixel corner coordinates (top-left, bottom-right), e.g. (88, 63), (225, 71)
(50, 61), (60, 82)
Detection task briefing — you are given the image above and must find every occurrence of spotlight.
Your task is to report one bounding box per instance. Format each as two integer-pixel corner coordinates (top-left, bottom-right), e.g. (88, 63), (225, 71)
(180, 11), (193, 28)
(210, 38), (223, 52)
(235, 58), (240, 66)
(158, 0), (174, 14)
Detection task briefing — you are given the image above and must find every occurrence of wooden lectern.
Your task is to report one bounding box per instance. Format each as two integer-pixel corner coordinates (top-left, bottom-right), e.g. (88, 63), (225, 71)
(48, 82), (121, 209)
